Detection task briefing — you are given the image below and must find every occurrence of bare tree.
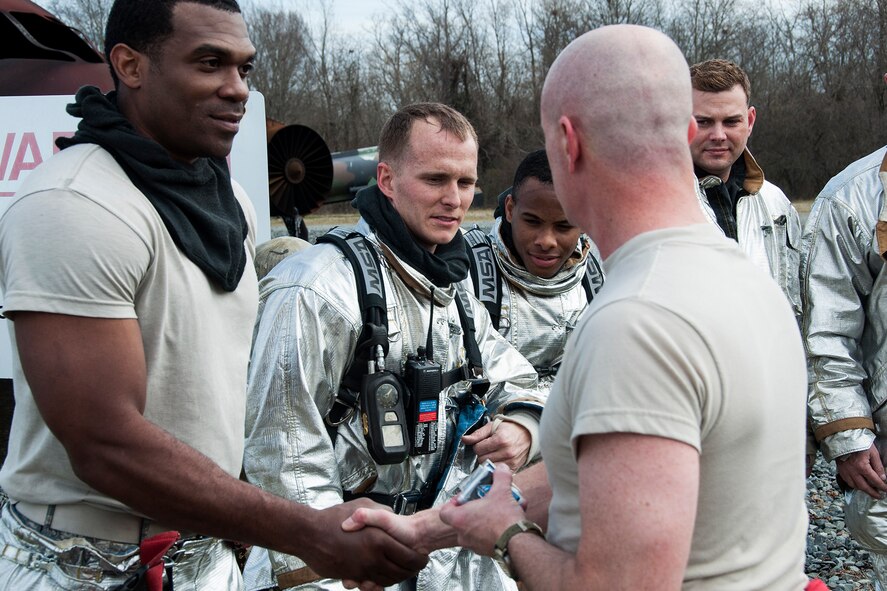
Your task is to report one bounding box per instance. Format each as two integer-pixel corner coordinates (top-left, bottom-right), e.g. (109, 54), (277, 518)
(47, 0), (112, 53)
(243, 3), (314, 124)
(39, 0), (887, 202)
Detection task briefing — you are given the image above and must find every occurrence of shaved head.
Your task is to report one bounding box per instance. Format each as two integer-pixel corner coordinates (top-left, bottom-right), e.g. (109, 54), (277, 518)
(541, 25), (692, 172)
(539, 25), (703, 256)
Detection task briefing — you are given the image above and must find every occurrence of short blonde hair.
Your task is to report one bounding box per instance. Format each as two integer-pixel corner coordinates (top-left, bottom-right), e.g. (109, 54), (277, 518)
(378, 103), (477, 164)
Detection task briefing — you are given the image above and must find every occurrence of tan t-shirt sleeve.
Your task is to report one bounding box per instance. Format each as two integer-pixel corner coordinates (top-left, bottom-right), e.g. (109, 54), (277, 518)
(564, 298), (722, 456)
(1, 190), (150, 318)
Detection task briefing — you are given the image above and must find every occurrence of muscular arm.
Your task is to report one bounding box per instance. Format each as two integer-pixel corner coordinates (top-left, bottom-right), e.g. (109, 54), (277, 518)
(436, 433), (698, 590)
(509, 433), (697, 589)
(13, 311), (424, 584)
(513, 462), (551, 530)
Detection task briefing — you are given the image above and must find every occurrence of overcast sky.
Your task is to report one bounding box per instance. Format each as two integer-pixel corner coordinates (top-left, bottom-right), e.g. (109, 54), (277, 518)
(308, 0), (387, 37)
(308, 0), (803, 38)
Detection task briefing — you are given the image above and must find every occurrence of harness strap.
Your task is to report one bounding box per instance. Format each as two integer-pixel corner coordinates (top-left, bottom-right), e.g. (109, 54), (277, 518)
(582, 253), (605, 301)
(317, 229), (388, 433)
(454, 285), (484, 374)
(342, 490), (427, 516)
(464, 227), (503, 329)
(320, 229), (485, 448)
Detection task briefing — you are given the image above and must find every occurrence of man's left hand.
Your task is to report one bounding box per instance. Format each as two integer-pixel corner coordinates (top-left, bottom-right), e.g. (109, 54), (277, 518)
(462, 419), (530, 470)
(439, 464), (527, 555)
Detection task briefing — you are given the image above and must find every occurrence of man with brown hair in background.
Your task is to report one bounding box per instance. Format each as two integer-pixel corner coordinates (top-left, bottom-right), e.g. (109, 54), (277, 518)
(690, 59), (802, 319)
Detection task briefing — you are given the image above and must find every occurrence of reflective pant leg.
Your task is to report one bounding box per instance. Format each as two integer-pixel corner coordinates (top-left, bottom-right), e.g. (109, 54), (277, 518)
(0, 502), (139, 590)
(845, 489), (887, 588)
(242, 546), (275, 591)
(0, 502), (243, 591)
(871, 553), (887, 590)
(170, 536), (243, 591)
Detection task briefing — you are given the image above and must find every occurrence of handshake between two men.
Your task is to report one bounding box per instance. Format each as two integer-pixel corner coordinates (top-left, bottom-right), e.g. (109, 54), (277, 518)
(335, 461), (549, 591)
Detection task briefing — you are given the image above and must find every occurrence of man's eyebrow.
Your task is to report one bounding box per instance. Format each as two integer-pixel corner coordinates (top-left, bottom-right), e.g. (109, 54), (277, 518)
(191, 44), (256, 62)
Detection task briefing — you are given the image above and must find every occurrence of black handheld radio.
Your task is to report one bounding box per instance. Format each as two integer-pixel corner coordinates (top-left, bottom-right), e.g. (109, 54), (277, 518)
(361, 344), (411, 464)
(405, 346), (441, 455)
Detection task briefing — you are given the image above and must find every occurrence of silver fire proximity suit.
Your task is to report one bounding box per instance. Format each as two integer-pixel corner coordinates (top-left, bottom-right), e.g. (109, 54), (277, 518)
(463, 218), (603, 392)
(242, 219), (542, 591)
(696, 148), (803, 320)
(801, 146), (887, 583)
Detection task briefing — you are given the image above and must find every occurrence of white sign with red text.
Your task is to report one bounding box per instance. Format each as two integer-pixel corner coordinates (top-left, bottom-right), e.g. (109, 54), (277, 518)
(0, 91), (270, 378)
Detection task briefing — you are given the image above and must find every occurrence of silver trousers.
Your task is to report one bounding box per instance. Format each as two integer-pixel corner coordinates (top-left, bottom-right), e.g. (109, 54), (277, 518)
(0, 503), (243, 590)
(845, 490), (887, 588)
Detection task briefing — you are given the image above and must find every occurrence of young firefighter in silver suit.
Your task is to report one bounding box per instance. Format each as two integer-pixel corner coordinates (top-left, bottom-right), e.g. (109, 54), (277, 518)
(463, 149), (603, 391)
(242, 103), (542, 591)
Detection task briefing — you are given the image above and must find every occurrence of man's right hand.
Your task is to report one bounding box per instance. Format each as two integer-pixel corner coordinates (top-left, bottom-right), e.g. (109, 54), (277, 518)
(300, 499), (428, 585)
(837, 444), (887, 499)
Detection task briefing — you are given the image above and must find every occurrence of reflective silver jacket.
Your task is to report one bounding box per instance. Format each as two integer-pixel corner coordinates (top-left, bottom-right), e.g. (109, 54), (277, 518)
(243, 219), (540, 590)
(802, 146), (887, 461)
(697, 149), (803, 320)
(462, 218), (603, 392)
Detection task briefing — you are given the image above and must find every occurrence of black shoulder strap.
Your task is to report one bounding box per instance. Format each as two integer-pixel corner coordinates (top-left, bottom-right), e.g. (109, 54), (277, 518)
(463, 227), (503, 329)
(454, 284), (484, 375)
(319, 228), (487, 444)
(316, 228), (388, 423)
(582, 253), (605, 303)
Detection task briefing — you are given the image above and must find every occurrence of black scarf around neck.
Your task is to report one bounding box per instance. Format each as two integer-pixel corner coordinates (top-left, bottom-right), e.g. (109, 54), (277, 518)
(353, 185), (470, 287)
(57, 86), (248, 292)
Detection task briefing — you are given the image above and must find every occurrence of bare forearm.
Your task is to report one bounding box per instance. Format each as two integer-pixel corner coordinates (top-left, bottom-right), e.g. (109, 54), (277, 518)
(509, 534), (579, 590)
(410, 506), (459, 552)
(70, 419), (429, 583)
(514, 462), (551, 531)
(508, 533), (683, 591)
(68, 416), (316, 556)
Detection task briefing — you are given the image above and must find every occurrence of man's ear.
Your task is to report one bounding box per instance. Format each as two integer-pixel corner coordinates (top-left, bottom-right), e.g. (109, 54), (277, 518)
(746, 105), (756, 134)
(109, 44), (145, 90)
(504, 194), (515, 222)
(560, 116), (580, 173)
(376, 161), (395, 200)
(687, 117), (698, 144)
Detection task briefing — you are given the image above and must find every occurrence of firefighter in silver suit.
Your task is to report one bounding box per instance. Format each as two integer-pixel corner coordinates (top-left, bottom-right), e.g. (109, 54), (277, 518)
(463, 149), (603, 392)
(802, 144), (887, 586)
(243, 103), (543, 591)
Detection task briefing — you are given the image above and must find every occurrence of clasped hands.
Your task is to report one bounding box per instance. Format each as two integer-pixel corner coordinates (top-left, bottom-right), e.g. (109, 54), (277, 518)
(335, 421), (532, 591)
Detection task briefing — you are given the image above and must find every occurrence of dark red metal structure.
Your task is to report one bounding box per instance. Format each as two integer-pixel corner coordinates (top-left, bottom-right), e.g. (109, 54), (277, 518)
(0, 0), (113, 95)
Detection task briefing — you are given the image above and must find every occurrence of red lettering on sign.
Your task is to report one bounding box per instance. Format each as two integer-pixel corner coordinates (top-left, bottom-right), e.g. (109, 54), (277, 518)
(10, 133), (42, 181)
(0, 133), (13, 181)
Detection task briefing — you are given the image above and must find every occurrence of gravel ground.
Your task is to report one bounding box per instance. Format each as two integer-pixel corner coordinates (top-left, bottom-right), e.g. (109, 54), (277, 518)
(807, 456), (877, 590)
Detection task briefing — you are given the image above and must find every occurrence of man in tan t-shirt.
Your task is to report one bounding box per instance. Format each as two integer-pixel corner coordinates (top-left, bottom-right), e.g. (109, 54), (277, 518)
(0, 1), (425, 589)
(342, 24), (812, 591)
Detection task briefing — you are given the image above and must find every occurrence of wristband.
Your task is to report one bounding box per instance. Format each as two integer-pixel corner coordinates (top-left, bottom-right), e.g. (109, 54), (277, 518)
(492, 519), (544, 580)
